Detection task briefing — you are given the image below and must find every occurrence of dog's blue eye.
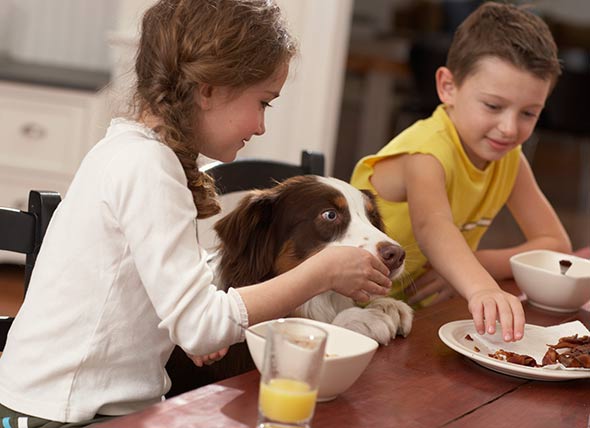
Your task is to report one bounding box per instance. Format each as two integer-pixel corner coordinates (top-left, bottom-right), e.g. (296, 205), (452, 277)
(321, 210), (337, 221)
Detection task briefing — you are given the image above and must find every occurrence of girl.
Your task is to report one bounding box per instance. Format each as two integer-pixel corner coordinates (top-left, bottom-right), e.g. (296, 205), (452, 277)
(0, 0), (392, 426)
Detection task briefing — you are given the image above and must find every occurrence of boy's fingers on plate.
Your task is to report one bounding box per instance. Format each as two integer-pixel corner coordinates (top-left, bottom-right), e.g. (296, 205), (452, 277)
(438, 320), (590, 381)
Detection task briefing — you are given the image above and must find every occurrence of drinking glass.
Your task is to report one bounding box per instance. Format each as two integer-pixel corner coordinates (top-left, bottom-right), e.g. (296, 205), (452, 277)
(257, 319), (328, 428)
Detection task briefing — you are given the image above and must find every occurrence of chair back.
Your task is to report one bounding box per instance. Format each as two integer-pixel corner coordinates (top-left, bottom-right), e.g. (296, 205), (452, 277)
(0, 190), (61, 350)
(202, 150), (325, 194)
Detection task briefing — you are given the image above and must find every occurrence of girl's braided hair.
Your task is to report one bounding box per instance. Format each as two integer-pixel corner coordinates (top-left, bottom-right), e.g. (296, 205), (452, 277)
(132, 0), (297, 218)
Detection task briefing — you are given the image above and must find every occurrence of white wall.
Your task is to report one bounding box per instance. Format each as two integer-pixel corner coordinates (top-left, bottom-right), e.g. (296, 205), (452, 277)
(1, 0), (117, 71)
(1, 0), (353, 175)
(239, 0), (353, 174)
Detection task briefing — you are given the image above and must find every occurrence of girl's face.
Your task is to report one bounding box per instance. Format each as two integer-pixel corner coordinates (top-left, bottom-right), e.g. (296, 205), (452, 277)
(438, 56), (551, 169)
(196, 63), (289, 162)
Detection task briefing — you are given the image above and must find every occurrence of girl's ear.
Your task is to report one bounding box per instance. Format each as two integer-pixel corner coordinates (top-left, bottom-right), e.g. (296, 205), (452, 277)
(435, 66), (456, 106)
(195, 84), (214, 110)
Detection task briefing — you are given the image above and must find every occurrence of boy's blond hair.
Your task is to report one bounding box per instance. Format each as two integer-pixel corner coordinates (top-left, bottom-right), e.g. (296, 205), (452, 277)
(447, 2), (561, 87)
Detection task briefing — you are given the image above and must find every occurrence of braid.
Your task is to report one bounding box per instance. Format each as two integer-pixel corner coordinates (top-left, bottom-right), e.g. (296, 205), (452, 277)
(148, 91), (222, 219)
(132, 0), (296, 219)
(171, 146), (221, 220)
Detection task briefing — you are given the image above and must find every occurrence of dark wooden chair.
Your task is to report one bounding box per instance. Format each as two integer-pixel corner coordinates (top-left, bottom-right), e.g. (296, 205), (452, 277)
(165, 150), (325, 397)
(0, 190), (61, 350)
(202, 150), (325, 193)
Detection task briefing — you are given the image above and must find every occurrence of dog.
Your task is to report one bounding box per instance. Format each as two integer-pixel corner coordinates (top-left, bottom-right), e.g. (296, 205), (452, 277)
(212, 175), (413, 345)
(165, 175), (414, 398)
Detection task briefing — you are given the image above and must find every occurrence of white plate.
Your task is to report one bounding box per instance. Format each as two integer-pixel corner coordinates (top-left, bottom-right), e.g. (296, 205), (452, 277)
(438, 320), (590, 381)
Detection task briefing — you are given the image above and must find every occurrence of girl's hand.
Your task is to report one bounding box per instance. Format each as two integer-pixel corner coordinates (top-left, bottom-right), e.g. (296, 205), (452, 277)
(312, 246), (392, 303)
(467, 289), (525, 342)
(189, 347), (229, 367)
(407, 265), (457, 306)
(237, 246), (392, 327)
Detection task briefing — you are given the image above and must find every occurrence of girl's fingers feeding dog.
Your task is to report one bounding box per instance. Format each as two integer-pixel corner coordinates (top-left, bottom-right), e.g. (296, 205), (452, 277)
(314, 246), (392, 299)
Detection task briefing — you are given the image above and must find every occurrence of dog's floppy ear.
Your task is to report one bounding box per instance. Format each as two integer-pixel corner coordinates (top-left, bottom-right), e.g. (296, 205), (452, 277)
(214, 189), (280, 289)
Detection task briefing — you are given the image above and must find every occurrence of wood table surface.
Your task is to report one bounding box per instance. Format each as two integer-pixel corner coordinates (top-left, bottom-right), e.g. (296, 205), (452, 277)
(97, 249), (590, 428)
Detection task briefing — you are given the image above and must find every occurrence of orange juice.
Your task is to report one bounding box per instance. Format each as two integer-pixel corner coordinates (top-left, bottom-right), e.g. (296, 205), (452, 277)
(259, 378), (318, 423)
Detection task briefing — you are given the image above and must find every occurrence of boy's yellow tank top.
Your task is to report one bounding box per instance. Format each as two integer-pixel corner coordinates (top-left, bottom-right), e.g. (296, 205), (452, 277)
(351, 105), (521, 304)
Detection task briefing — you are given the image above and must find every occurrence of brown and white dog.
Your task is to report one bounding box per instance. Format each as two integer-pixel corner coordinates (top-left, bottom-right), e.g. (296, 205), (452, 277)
(212, 175), (413, 345)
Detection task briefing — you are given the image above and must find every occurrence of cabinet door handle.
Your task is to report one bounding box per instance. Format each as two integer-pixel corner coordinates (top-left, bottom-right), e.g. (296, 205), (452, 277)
(20, 122), (47, 139)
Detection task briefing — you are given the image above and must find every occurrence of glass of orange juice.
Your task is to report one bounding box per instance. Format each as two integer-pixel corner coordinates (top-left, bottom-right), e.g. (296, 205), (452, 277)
(257, 319), (327, 428)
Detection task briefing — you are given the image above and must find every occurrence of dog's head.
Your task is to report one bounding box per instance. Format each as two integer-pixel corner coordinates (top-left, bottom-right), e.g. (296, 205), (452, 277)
(213, 175), (405, 289)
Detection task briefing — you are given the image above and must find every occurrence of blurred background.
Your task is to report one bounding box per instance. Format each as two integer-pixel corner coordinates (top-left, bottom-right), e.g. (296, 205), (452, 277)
(0, 0), (588, 251)
(337, 0), (589, 250)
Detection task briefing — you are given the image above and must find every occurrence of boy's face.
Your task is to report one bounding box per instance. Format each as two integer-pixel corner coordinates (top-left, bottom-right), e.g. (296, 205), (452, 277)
(438, 56), (552, 169)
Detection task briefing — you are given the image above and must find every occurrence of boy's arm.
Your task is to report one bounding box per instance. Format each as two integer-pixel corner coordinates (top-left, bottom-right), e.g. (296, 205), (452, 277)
(401, 153), (524, 340)
(403, 153), (496, 296)
(475, 153), (572, 279)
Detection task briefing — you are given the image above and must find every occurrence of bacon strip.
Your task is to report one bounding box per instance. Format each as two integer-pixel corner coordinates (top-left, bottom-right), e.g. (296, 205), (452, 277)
(488, 349), (539, 367)
(487, 335), (590, 369)
(542, 335), (590, 368)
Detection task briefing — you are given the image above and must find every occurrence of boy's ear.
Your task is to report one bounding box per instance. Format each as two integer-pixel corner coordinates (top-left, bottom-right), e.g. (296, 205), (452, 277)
(435, 66), (456, 106)
(194, 84), (214, 110)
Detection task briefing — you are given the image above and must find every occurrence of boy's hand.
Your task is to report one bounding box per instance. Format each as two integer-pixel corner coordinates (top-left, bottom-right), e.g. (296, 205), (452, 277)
(189, 347), (229, 367)
(407, 265), (457, 305)
(467, 289), (525, 342)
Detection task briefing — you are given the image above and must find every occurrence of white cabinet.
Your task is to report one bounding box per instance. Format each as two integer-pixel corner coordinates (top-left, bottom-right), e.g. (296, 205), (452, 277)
(0, 80), (110, 210)
(0, 78), (110, 264)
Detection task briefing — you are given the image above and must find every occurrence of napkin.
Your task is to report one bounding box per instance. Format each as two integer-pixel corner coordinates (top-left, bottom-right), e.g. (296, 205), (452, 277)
(468, 321), (590, 371)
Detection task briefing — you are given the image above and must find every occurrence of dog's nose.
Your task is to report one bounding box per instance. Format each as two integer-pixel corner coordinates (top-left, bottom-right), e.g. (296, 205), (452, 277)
(378, 242), (405, 271)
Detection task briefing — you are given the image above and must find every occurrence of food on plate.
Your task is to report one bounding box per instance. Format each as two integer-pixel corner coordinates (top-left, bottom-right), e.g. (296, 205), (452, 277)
(487, 335), (590, 369)
(488, 349), (539, 367)
(541, 334), (590, 368)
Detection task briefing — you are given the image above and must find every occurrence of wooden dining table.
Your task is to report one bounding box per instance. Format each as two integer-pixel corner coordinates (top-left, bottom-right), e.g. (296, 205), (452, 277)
(97, 249), (590, 428)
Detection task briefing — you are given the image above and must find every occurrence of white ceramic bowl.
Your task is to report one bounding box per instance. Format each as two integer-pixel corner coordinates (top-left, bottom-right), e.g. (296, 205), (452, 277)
(510, 250), (590, 312)
(245, 317), (378, 401)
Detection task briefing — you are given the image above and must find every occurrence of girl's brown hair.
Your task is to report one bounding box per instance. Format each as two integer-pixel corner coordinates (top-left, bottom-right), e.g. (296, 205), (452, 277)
(446, 2), (561, 87)
(133, 0), (297, 218)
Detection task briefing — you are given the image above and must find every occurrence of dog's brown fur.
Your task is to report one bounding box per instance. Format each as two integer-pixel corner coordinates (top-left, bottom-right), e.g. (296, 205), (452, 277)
(214, 175), (387, 289)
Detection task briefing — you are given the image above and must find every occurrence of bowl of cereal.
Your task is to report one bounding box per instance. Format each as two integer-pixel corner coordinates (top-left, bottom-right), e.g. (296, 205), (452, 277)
(245, 318), (378, 401)
(510, 250), (590, 312)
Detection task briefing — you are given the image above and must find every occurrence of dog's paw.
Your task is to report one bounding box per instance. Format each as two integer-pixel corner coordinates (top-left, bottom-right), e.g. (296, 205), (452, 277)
(332, 307), (392, 344)
(366, 297), (414, 338)
(331, 298), (413, 345)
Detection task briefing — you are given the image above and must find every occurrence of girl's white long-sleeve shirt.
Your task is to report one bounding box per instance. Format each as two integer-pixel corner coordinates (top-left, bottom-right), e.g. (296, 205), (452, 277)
(0, 119), (248, 422)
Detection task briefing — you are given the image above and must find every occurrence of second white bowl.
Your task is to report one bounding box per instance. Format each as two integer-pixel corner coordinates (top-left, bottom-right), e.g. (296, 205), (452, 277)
(510, 250), (590, 312)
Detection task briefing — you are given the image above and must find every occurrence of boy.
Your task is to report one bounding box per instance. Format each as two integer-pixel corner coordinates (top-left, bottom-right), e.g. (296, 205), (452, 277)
(351, 2), (572, 342)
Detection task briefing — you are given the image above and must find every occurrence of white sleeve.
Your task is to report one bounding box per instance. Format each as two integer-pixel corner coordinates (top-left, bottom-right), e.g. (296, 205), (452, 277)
(104, 140), (248, 355)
